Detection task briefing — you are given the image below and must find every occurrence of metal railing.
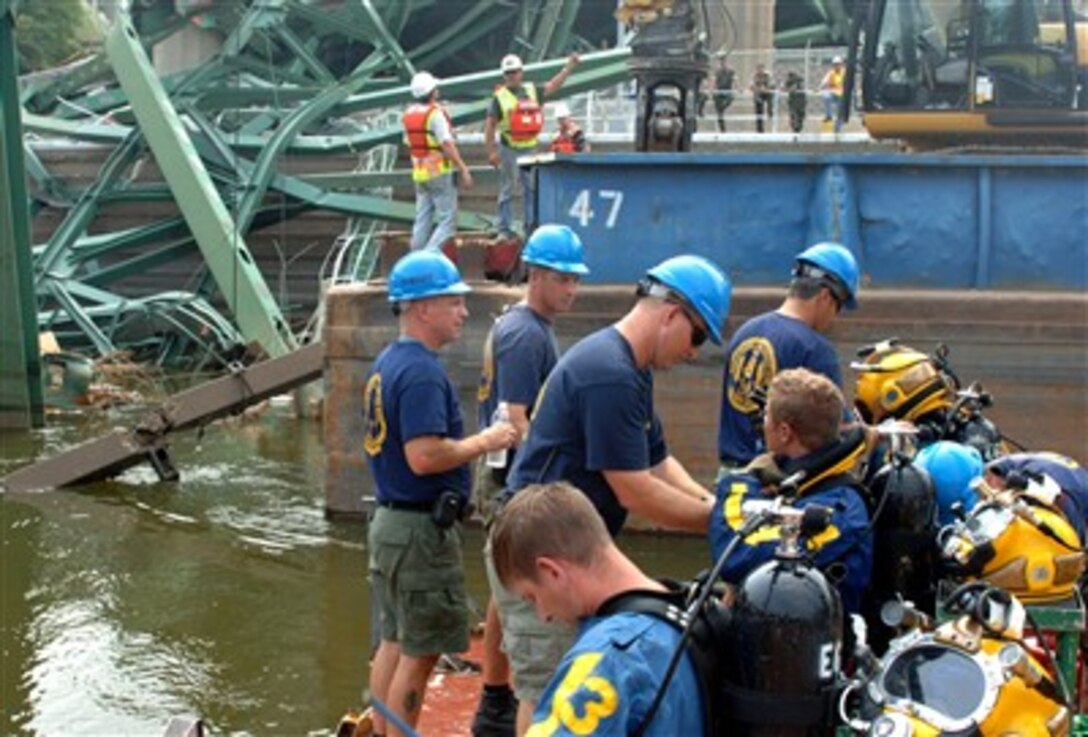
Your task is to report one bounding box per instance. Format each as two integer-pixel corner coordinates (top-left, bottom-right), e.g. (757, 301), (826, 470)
(451, 46), (864, 140)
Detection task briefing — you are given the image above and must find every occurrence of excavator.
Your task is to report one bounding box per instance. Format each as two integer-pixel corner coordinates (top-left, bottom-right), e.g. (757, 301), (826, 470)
(847, 0), (1088, 146)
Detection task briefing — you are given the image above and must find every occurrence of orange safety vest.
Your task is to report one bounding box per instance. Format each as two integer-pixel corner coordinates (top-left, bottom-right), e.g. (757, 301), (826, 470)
(402, 102), (453, 182)
(551, 135), (577, 154)
(494, 82), (543, 148)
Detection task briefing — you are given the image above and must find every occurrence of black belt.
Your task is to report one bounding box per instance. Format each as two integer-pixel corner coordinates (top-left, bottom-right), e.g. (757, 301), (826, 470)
(378, 499), (434, 513)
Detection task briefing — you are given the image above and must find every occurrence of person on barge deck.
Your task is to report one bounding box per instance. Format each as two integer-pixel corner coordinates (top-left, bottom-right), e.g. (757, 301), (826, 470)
(363, 251), (518, 737)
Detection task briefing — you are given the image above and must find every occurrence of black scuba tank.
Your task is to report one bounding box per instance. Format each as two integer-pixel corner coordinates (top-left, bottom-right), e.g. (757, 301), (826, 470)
(862, 460), (938, 652)
(720, 555), (843, 736)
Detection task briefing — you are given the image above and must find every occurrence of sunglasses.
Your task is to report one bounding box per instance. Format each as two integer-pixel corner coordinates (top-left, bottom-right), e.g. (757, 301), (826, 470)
(826, 286), (844, 313)
(674, 302), (708, 348)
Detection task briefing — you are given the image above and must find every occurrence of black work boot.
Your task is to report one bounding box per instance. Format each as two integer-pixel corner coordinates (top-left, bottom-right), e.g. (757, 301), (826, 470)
(471, 684), (517, 737)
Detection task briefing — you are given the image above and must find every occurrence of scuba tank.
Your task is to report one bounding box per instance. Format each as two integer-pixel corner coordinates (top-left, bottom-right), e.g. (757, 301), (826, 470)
(720, 498), (844, 736)
(938, 475), (1085, 604)
(862, 421), (938, 653)
(840, 583), (1073, 736)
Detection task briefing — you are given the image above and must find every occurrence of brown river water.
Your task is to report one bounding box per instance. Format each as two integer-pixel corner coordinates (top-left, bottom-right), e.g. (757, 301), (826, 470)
(0, 397), (708, 735)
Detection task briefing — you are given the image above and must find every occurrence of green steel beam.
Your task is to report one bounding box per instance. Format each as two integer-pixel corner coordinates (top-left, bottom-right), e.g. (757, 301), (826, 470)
(105, 14), (295, 357)
(226, 53), (318, 86)
(229, 58), (383, 235)
(335, 49), (629, 115)
(34, 131), (143, 282)
(554, 0), (582, 58)
(276, 25), (336, 85)
(42, 280), (116, 356)
(348, 0), (416, 81)
(528, 1), (566, 62)
(0, 0), (44, 427)
(299, 165), (498, 190)
(22, 54), (632, 156)
(284, 0), (373, 44)
(409, 1), (509, 67)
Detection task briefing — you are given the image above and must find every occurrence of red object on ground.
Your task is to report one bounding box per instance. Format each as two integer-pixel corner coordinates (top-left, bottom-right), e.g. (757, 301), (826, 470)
(485, 236), (523, 281)
(415, 636), (485, 735)
(441, 239), (460, 265)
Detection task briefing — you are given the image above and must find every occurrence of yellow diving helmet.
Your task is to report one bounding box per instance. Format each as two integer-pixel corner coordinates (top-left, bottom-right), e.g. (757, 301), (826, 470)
(938, 477), (1085, 603)
(844, 584), (1072, 737)
(851, 340), (954, 424)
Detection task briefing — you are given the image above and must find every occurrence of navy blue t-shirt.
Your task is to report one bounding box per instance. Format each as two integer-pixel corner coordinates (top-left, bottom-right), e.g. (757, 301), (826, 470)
(477, 304), (559, 434)
(507, 327), (668, 536)
(363, 339), (469, 503)
(718, 311), (842, 464)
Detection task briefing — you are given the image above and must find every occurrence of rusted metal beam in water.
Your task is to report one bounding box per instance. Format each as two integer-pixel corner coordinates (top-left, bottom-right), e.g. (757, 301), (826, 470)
(2, 343), (333, 493)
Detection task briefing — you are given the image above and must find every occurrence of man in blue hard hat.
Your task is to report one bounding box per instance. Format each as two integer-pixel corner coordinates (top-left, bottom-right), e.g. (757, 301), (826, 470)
(471, 224), (589, 737)
(363, 251), (519, 737)
(487, 254), (731, 734)
(718, 242), (861, 474)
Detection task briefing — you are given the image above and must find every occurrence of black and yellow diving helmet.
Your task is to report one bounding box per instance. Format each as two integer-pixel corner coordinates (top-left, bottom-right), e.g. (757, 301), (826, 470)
(938, 476), (1085, 604)
(851, 340), (954, 425)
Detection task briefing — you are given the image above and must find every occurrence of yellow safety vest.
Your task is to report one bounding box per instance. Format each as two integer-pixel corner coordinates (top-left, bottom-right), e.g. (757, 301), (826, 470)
(494, 82), (542, 149)
(826, 68), (845, 96)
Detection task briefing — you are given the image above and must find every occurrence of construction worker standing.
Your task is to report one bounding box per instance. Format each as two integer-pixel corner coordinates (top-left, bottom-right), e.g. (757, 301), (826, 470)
(819, 56), (846, 133)
(485, 52), (580, 239)
(402, 71), (473, 252)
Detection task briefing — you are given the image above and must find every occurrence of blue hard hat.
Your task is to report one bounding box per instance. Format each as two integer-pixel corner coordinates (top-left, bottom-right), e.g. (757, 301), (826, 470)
(388, 251), (471, 303)
(914, 441), (984, 525)
(645, 255), (731, 345)
(522, 224), (590, 275)
(793, 242), (860, 310)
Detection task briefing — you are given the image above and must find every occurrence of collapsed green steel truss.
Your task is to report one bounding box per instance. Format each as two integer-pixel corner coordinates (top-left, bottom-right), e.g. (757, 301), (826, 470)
(12, 0), (630, 370)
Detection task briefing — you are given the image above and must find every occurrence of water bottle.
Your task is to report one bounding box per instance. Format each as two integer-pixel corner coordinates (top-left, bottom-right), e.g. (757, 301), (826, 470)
(485, 401), (510, 469)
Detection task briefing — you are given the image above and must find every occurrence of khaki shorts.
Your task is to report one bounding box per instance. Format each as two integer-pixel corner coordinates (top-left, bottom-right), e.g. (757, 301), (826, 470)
(368, 507), (468, 657)
(472, 458), (506, 527)
(483, 537), (575, 703)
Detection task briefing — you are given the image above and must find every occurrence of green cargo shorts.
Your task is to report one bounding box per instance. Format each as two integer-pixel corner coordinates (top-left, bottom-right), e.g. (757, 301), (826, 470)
(368, 507), (469, 657)
(472, 458), (506, 527)
(483, 537), (575, 703)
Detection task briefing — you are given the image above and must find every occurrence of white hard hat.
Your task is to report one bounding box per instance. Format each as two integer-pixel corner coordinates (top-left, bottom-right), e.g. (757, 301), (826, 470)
(553, 102), (572, 119)
(410, 71), (438, 99)
(832, 55), (844, 64)
(500, 54), (524, 73)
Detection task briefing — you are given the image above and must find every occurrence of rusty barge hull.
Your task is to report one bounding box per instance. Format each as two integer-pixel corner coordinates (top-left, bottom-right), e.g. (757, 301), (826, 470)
(324, 276), (1087, 518)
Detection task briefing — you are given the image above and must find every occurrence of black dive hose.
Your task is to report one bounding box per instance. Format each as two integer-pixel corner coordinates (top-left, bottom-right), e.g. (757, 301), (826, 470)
(631, 509), (773, 737)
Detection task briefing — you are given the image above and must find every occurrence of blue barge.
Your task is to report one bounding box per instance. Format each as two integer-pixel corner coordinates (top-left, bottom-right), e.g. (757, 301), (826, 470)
(532, 151), (1088, 291)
